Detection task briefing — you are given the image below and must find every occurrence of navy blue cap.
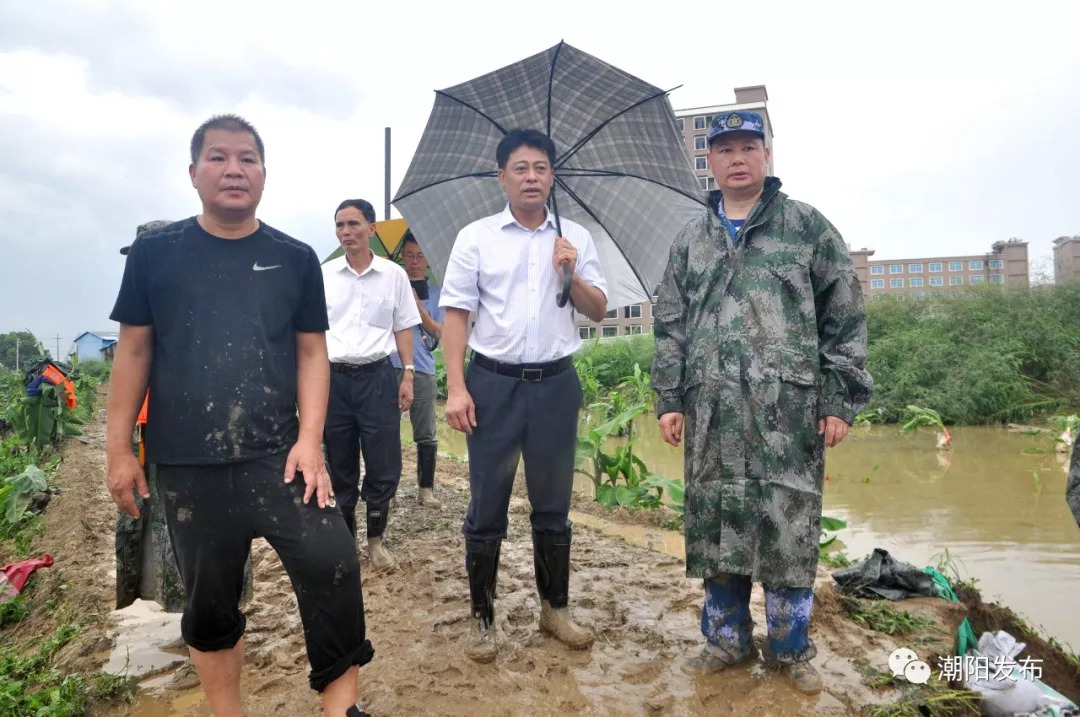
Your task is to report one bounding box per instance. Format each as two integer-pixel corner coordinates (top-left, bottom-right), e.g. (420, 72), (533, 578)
(707, 111), (766, 142)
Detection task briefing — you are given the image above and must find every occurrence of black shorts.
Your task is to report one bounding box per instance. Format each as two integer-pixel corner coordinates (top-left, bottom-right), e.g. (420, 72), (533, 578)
(157, 452), (373, 692)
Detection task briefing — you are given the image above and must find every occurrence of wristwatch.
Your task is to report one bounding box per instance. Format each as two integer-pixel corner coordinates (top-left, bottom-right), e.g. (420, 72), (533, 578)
(404, 364), (415, 373)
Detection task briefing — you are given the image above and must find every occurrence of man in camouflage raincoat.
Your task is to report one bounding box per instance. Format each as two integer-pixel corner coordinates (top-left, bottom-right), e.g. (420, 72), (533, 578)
(651, 110), (872, 694)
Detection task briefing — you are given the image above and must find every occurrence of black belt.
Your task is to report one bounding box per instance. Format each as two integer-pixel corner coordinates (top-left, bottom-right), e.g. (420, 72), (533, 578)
(471, 352), (573, 382)
(330, 356), (390, 374)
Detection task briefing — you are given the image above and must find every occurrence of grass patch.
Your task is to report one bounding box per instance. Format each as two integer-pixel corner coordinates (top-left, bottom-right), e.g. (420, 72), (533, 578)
(819, 549), (854, 568)
(0, 622), (136, 715)
(864, 686), (981, 717)
(855, 661), (982, 716)
(840, 595), (942, 636)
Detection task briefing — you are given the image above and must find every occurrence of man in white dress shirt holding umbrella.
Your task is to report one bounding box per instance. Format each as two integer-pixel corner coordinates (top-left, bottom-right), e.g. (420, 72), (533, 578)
(439, 128), (609, 663)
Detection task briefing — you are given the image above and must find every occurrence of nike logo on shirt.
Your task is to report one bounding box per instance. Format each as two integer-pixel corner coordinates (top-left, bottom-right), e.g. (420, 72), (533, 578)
(253, 262), (282, 271)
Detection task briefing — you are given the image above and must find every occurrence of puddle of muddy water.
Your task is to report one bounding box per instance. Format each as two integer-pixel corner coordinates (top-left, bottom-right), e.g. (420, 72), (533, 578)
(128, 687), (206, 716)
(106, 599), (186, 677)
(571, 509), (686, 561)
(408, 417), (1080, 650)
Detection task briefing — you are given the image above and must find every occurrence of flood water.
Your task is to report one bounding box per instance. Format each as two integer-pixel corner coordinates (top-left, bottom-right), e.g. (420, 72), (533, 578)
(405, 417), (1080, 651)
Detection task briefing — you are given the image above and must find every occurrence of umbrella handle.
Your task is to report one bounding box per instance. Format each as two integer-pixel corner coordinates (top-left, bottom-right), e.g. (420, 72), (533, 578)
(551, 188), (573, 308)
(557, 262), (572, 307)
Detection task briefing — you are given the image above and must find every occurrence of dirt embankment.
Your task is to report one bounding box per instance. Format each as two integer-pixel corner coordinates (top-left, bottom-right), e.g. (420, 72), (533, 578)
(4, 388), (1079, 716)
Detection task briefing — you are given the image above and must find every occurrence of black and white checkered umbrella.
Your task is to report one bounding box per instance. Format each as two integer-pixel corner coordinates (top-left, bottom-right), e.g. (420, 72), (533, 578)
(392, 41), (705, 311)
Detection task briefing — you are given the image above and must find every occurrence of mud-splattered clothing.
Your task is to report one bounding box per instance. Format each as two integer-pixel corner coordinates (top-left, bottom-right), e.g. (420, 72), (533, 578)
(702, 574), (816, 665)
(652, 177), (873, 588)
(115, 462), (254, 612)
(109, 217), (329, 465)
(157, 453), (373, 692)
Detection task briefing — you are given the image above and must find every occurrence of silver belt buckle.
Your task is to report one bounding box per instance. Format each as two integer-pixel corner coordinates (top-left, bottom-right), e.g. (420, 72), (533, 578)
(521, 367), (543, 382)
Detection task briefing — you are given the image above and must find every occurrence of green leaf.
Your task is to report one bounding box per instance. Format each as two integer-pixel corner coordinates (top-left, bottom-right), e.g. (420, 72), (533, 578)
(3, 465), (48, 523)
(595, 484), (618, 507)
(820, 516), (847, 531)
(615, 485), (638, 507)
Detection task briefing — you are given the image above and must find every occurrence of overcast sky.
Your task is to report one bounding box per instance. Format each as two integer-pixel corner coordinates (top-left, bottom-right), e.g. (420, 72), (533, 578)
(2, 0), (1078, 357)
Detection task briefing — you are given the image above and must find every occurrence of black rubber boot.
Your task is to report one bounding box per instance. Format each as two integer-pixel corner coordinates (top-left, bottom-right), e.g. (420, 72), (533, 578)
(366, 502), (389, 540)
(532, 528), (571, 608)
(534, 526), (594, 649)
(417, 443), (437, 489)
(464, 539), (501, 663)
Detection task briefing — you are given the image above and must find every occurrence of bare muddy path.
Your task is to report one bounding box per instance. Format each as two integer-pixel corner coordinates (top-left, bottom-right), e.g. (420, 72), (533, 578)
(9, 394), (941, 716)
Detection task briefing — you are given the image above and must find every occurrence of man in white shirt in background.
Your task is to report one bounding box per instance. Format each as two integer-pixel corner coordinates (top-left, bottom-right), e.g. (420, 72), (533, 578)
(322, 198), (421, 572)
(440, 128), (608, 664)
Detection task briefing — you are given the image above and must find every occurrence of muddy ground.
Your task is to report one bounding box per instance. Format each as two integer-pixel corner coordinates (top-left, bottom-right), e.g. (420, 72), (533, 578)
(3, 389), (1078, 716)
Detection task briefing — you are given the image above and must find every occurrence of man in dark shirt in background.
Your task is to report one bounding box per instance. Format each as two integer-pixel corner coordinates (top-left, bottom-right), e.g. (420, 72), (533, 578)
(105, 114), (372, 717)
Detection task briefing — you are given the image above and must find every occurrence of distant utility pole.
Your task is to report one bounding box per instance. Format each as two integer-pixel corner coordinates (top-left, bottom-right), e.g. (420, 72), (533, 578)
(52, 335), (60, 360)
(384, 126), (391, 221)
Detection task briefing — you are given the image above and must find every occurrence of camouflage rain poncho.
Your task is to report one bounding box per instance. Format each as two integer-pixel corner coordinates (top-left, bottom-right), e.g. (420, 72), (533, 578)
(651, 177), (873, 588)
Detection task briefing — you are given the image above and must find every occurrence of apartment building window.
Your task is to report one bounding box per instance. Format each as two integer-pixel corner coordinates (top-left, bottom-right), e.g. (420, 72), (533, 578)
(908, 263), (923, 273)
(969, 260), (984, 270)
(694, 116), (706, 130)
(601, 326), (618, 338)
(952, 290), (965, 298)
(872, 294), (884, 300)
(579, 327), (596, 339)
(624, 305), (642, 319)
(989, 260), (1004, 270)
(695, 156), (707, 170)
(929, 262), (943, 272)
(930, 277), (944, 286)
(890, 278), (904, 288)
(870, 279), (884, 289)
(626, 325), (643, 335)
(950, 276), (963, 285)
(949, 261), (963, 271)
(889, 264), (903, 274)
(990, 274), (1004, 284)
(694, 136), (706, 150)
(676, 118), (684, 131)
(707, 177), (716, 189)
(870, 266), (883, 275)
(969, 274), (984, 284)
(910, 278), (924, 288)
(912, 292), (925, 300)
(604, 309), (618, 319)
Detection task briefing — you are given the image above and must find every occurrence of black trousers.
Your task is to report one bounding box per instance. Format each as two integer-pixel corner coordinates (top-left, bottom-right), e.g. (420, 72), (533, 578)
(462, 356), (582, 542)
(324, 360), (402, 538)
(157, 452), (373, 693)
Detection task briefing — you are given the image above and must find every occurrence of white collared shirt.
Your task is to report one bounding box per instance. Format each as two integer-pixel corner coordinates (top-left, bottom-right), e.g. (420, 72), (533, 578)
(322, 253), (421, 365)
(438, 204), (608, 364)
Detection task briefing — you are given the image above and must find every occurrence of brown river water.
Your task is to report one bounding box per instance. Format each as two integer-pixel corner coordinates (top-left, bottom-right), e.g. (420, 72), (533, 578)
(407, 418), (1080, 652)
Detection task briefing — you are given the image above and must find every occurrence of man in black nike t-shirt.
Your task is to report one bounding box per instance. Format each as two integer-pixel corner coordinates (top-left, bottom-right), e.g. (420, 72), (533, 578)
(106, 114), (372, 717)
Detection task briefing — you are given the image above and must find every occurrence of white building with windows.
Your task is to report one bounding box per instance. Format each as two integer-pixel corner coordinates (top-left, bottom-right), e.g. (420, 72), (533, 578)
(849, 239), (1029, 300)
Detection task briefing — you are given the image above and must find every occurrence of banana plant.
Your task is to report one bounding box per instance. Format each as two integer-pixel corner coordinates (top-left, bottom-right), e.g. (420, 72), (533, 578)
(9, 383), (83, 456)
(819, 516), (847, 549)
(899, 404), (951, 448)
